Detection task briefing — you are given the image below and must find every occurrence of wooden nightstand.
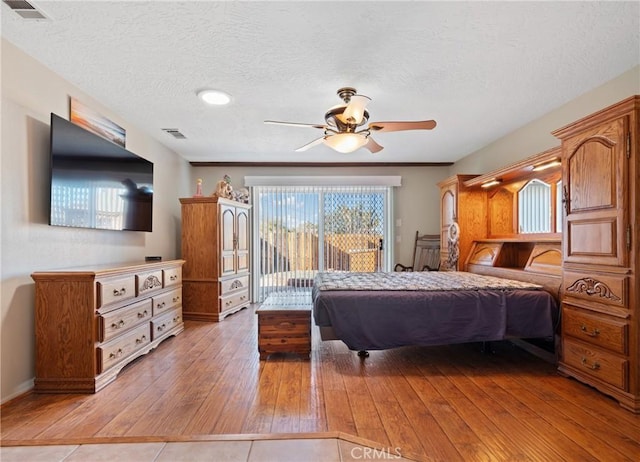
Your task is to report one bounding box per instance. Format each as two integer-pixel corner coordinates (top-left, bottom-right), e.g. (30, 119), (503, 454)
(256, 296), (312, 360)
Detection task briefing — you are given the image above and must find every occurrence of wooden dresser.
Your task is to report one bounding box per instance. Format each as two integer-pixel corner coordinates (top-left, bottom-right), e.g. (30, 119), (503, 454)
(553, 95), (639, 413)
(31, 259), (185, 393)
(180, 196), (251, 321)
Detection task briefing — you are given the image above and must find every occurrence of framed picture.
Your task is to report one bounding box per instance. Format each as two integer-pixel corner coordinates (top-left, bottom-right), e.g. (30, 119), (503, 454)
(69, 97), (126, 147)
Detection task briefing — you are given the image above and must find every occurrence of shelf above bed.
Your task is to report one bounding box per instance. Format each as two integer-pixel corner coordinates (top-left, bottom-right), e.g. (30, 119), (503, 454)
(466, 239), (562, 299)
(462, 147), (562, 189)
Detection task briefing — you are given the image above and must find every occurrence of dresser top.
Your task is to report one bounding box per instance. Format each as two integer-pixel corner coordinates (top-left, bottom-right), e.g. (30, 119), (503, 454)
(31, 259), (185, 280)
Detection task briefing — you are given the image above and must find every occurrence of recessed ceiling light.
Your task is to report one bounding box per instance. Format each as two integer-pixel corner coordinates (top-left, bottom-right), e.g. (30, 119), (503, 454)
(197, 89), (231, 105)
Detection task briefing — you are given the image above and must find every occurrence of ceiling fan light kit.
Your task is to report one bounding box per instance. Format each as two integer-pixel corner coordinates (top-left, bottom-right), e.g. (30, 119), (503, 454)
(324, 133), (369, 153)
(197, 89), (231, 105)
(265, 87), (436, 154)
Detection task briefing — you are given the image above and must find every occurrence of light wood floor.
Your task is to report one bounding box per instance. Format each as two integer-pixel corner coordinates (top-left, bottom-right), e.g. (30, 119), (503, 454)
(2, 305), (639, 461)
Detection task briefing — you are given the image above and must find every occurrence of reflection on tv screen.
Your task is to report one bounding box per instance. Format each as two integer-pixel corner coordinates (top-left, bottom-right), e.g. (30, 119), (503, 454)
(49, 113), (154, 232)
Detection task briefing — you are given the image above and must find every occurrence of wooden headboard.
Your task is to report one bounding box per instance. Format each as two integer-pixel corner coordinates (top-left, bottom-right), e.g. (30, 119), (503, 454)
(458, 147), (563, 302)
(466, 239), (562, 302)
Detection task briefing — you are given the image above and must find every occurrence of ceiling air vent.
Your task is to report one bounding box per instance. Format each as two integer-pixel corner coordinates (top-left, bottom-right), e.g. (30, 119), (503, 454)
(3, 0), (48, 20)
(162, 128), (187, 139)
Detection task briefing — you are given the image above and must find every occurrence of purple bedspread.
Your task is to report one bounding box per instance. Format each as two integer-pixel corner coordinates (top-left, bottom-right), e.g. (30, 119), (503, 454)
(312, 282), (557, 351)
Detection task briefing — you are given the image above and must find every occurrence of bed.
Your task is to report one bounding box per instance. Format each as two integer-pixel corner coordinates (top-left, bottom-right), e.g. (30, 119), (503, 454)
(312, 271), (558, 353)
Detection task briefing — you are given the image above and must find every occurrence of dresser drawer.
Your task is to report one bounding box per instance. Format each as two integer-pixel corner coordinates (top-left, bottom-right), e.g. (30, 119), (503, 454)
(151, 308), (183, 340)
(563, 271), (628, 309)
(97, 276), (136, 308)
(562, 339), (628, 390)
(99, 299), (152, 343)
(97, 323), (151, 373)
(258, 313), (310, 335)
(152, 288), (182, 316)
(563, 305), (628, 354)
(221, 275), (249, 294)
(164, 267), (182, 287)
(220, 289), (249, 312)
(136, 269), (163, 296)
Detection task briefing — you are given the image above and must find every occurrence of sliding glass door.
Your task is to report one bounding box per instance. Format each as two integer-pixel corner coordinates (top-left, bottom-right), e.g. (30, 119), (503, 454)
(253, 185), (392, 302)
(322, 189), (385, 273)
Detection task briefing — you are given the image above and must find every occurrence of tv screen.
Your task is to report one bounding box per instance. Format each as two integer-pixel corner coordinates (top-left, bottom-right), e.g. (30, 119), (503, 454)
(49, 113), (154, 232)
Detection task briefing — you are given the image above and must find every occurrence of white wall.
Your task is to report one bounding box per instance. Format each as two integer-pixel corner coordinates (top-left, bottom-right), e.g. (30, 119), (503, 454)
(190, 165), (451, 269)
(0, 39), (191, 403)
(451, 66), (640, 175)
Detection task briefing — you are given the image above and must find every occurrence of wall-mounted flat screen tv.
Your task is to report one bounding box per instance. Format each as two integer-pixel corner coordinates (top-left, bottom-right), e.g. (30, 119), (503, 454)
(49, 113), (154, 232)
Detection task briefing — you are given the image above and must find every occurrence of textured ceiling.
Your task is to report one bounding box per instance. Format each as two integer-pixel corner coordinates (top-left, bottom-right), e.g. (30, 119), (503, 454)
(2, 1), (639, 164)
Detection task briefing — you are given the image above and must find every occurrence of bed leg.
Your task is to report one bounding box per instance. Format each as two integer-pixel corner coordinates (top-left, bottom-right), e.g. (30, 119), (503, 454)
(357, 350), (370, 358)
(481, 341), (495, 354)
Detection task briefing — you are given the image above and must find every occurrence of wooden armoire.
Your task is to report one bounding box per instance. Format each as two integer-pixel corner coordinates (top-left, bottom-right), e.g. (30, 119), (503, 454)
(179, 196), (251, 321)
(553, 96), (639, 413)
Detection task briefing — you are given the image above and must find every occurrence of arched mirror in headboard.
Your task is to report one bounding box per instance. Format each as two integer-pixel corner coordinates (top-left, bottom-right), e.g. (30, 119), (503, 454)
(518, 179), (552, 234)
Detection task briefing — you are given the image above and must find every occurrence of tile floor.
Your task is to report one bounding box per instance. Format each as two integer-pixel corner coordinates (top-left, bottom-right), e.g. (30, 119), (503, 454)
(1, 437), (417, 461)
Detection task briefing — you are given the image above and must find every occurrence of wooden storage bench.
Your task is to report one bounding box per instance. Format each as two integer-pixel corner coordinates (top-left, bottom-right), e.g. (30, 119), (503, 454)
(256, 294), (312, 360)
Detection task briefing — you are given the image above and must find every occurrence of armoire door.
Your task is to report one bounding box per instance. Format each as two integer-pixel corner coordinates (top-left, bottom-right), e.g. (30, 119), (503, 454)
(220, 204), (237, 276)
(562, 116), (629, 267)
(235, 207), (250, 274)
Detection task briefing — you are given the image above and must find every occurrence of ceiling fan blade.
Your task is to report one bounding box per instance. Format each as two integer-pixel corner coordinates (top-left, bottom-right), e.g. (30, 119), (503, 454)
(363, 137), (384, 153)
(342, 94), (371, 125)
(264, 120), (327, 130)
(295, 137), (326, 152)
(368, 120), (437, 132)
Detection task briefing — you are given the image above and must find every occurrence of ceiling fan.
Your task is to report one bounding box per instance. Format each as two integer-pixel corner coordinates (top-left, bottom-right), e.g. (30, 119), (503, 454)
(264, 87), (437, 154)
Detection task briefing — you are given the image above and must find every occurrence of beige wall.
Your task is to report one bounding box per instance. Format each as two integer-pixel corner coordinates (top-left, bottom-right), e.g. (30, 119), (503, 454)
(0, 40), (191, 402)
(451, 66), (640, 176)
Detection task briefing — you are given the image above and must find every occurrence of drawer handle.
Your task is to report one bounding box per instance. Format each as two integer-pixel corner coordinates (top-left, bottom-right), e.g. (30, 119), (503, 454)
(157, 301), (166, 309)
(109, 348), (124, 359)
(111, 320), (125, 329)
(172, 296), (180, 303)
(136, 335), (147, 344)
(581, 357), (600, 370)
(157, 323), (166, 332)
(173, 316), (181, 323)
(113, 288), (127, 296)
(138, 310), (148, 318)
(169, 275), (178, 281)
(580, 325), (600, 337)
(279, 321), (294, 328)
